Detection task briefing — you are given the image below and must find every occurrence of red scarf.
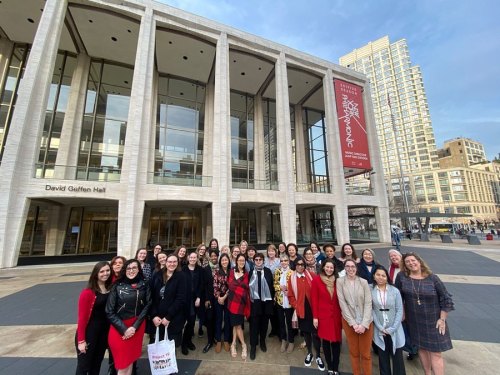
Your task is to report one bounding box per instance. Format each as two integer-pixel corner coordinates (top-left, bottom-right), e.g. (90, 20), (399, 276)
(389, 263), (399, 281)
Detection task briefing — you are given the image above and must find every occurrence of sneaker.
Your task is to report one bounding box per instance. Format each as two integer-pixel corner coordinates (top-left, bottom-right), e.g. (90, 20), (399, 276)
(316, 357), (325, 371)
(304, 353), (313, 367)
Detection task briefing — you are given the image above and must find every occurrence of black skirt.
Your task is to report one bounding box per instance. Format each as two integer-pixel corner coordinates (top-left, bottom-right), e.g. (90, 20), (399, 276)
(230, 312), (245, 327)
(298, 298), (315, 333)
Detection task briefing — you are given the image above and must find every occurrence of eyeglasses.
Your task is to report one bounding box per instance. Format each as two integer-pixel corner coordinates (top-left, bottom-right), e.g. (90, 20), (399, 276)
(280, 259), (289, 262)
(344, 265), (357, 269)
(296, 263), (305, 267)
(126, 266), (139, 271)
(254, 258), (263, 262)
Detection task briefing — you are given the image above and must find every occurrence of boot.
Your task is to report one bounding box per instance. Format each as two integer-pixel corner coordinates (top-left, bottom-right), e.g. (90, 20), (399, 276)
(250, 346), (256, 360)
(215, 341), (222, 353)
(280, 340), (288, 353)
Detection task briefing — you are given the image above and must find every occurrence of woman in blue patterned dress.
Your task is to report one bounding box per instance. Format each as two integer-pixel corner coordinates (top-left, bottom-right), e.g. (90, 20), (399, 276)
(395, 253), (454, 375)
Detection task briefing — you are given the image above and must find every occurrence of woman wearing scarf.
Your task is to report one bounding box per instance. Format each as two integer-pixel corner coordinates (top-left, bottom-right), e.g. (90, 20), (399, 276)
(337, 259), (373, 375)
(287, 259), (325, 371)
(358, 248), (378, 285)
(303, 247), (319, 274)
(311, 259), (342, 375)
(388, 249), (402, 284)
(248, 253), (275, 360)
(274, 254), (295, 353)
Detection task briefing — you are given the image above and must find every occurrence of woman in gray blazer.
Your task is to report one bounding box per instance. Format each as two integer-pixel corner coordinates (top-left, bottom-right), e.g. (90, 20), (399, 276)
(371, 265), (406, 375)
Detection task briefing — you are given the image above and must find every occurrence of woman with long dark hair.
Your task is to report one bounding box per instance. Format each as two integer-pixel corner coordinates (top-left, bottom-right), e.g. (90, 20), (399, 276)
(311, 259), (342, 375)
(110, 256), (126, 284)
(106, 259), (151, 375)
(75, 261), (112, 375)
(371, 265), (406, 375)
(227, 253), (250, 359)
(213, 253), (232, 353)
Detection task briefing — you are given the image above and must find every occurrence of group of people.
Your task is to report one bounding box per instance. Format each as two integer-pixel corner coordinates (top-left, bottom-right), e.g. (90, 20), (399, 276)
(76, 240), (454, 375)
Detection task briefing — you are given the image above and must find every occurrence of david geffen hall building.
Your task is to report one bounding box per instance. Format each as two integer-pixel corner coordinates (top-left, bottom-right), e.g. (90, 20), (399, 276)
(0, 0), (390, 268)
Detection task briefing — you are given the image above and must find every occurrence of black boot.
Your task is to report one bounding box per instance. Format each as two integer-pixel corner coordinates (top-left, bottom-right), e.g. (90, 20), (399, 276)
(250, 346), (256, 360)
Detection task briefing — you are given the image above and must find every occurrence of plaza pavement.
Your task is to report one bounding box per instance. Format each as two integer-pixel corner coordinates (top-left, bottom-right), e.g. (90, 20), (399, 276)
(0, 237), (499, 374)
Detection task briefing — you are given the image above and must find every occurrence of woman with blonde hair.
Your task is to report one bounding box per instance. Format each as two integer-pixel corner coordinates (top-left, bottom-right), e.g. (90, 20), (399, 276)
(395, 253), (454, 375)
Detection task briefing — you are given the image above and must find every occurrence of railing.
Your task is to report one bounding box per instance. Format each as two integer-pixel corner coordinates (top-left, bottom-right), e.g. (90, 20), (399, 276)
(34, 164), (121, 182)
(149, 172), (212, 187)
(232, 178), (279, 190)
(295, 182), (331, 193)
(345, 185), (373, 196)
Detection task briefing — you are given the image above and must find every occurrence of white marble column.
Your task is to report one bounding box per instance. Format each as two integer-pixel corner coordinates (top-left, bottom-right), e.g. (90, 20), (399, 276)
(0, 0), (68, 268)
(210, 32), (231, 246)
(54, 53), (91, 179)
(323, 69), (349, 245)
(117, 7), (156, 259)
(0, 39), (14, 95)
(294, 105), (308, 186)
(275, 52), (296, 243)
(253, 93), (265, 183)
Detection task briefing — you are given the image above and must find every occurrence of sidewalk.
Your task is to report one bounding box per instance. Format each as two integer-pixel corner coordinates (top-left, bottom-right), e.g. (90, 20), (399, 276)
(1, 240), (499, 374)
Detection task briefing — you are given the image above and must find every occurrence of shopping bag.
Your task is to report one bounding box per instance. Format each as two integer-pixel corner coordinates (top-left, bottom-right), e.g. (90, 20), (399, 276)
(147, 327), (178, 375)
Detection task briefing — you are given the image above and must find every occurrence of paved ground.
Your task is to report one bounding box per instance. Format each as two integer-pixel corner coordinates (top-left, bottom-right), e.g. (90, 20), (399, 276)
(1, 237), (499, 374)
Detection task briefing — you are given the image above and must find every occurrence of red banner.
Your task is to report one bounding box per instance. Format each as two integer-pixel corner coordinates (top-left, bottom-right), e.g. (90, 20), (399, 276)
(333, 79), (371, 172)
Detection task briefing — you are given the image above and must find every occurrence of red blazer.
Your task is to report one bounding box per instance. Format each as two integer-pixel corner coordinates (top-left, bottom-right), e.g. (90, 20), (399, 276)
(76, 288), (96, 342)
(311, 275), (342, 342)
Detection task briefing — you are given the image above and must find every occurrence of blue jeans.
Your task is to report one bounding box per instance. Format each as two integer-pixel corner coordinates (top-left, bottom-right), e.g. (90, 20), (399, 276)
(214, 300), (231, 342)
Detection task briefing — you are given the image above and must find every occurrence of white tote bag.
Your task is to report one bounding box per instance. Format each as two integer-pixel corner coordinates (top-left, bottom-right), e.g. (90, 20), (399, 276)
(147, 327), (178, 375)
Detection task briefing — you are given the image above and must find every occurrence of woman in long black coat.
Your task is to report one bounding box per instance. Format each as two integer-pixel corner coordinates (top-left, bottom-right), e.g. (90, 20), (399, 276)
(150, 254), (186, 347)
(248, 252), (275, 360)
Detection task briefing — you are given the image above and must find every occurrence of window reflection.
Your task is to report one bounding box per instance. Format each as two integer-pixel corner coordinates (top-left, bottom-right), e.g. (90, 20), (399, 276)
(231, 92), (254, 187)
(303, 108), (330, 193)
(77, 60), (133, 181)
(155, 77), (205, 184)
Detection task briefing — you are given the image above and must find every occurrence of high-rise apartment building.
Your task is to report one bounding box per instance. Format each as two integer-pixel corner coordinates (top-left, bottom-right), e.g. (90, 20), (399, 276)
(438, 137), (488, 168)
(340, 36), (439, 208)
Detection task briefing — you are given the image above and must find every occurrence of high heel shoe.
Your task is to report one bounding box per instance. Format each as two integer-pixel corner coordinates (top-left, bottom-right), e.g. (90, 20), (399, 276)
(231, 343), (237, 358)
(241, 344), (247, 360)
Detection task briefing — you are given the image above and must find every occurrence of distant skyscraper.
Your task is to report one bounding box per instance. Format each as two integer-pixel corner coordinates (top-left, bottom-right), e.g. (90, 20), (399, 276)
(340, 36), (439, 207)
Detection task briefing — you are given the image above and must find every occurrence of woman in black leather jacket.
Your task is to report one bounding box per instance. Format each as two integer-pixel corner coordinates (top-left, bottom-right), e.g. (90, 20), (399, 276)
(150, 254), (186, 348)
(106, 259), (151, 375)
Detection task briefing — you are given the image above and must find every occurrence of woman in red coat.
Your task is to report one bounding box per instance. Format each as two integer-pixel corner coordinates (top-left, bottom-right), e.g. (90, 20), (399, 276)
(311, 259), (342, 375)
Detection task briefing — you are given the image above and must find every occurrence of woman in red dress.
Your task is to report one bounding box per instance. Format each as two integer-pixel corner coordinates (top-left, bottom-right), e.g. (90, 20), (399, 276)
(106, 259), (151, 375)
(311, 259), (342, 375)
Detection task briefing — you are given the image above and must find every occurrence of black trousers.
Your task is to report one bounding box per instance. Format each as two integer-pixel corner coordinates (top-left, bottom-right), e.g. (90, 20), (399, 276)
(204, 301), (216, 345)
(378, 335), (406, 375)
(304, 330), (321, 358)
(182, 313), (196, 347)
(75, 330), (107, 375)
(249, 314), (269, 347)
(322, 339), (341, 372)
(277, 305), (295, 343)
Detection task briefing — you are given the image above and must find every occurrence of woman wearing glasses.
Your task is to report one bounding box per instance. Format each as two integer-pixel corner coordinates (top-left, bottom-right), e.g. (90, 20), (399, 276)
(106, 259), (151, 375)
(288, 259), (325, 371)
(337, 259), (373, 375)
(248, 253), (274, 360)
(150, 254), (187, 349)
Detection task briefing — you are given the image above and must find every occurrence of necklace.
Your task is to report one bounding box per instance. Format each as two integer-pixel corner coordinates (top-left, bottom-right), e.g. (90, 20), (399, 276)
(410, 277), (422, 306)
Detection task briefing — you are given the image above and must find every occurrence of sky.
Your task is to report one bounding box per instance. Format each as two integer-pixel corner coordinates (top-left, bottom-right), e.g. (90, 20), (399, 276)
(156, 0), (500, 160)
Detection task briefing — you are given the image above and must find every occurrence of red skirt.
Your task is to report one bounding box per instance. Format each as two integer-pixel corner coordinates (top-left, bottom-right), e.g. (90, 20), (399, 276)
(108, 317), (145, 370)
